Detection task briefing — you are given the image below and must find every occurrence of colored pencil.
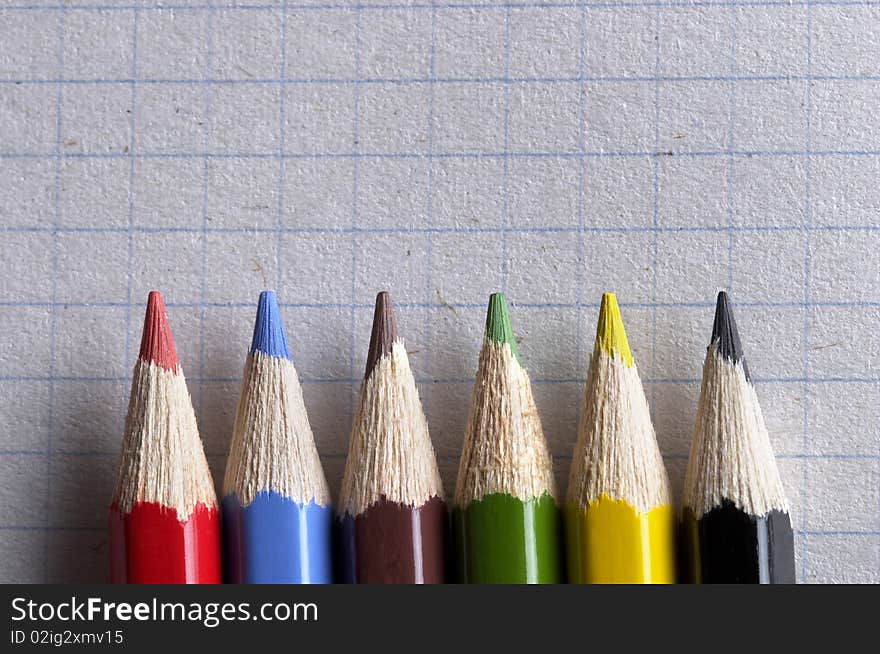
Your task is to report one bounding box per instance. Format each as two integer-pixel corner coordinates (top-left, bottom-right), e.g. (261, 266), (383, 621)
(221, 291), (333, 584)
(453, 293), (562, 583)
(337, 291), (446, 584)
(566, 293), (676, 584)
(681, 291), (795, 583)
(109, 291), (221, 584)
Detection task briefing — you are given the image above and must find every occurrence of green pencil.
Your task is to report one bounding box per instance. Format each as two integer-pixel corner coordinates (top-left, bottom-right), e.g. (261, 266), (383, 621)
(452, 293), (562, 584)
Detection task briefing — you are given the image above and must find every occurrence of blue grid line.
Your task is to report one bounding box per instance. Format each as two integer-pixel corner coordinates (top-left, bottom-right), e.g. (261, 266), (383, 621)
(797, 531), (880, 537)
(725, 5), (738, 293)
(6, 73), (880, 84)
(197, 2), (217, 423)
(41, 4), (66, 584)
(800, 0), (816, 583)
(649, 4), (661, 412)
(348, 2), (363, 424)
(122, 2), (140, 399)
(5, 224), (880, 234)
(422, 1), (439, 419)
(6, 1), (880, 11)
(7, 224), (879, 237)
(3, 299), (879, 309)
(7, 148), (880, 159)
(276, 1), (289, 292)
(500, 5), (512, 293)
(574, 1), (588, 398)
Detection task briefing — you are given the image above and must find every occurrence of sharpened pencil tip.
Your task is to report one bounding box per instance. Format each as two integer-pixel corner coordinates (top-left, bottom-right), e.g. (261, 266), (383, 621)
(365, 291), (398, 380)
(250, 290), (290, 359)
(139, 291), (179, 371)
(485, 293), (521, 364)
(596, 292), (633, 367)
(711, 291), (749, 379)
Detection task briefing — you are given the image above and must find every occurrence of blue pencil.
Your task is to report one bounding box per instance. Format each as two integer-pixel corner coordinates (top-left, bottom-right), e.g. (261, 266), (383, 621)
(221, 291), (334, 583)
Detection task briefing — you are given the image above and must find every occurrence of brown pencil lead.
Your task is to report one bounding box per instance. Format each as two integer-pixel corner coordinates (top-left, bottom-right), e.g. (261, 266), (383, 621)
(364, 291), (398, 380)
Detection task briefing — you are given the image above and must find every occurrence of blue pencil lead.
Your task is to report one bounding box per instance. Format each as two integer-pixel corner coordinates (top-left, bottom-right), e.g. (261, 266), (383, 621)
(250, 290), (290, 359)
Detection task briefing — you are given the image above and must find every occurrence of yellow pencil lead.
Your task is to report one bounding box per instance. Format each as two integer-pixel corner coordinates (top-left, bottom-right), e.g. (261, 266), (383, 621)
(595, 292), (633, 367)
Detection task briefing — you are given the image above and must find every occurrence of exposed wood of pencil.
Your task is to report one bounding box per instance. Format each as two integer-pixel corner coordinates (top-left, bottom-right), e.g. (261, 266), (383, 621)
(453, 293), (561, 584)
(567, 297), (671, 513)
(455, 298), (556, 507)
(683, 295), (787, 518)
(112, 292), (216, 519)
(222, 350), (331, 507)
(340, 294), (443, 517)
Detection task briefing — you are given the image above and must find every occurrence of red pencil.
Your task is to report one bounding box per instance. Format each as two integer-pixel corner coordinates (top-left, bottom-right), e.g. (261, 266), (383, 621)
(109, 291), (221, 583)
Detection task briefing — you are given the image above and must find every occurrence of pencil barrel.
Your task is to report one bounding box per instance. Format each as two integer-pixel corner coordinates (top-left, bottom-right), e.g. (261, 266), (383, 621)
(681, 502), (795, 584)
(681, 292), (795, 584)
(565, 496), (676, 584)
(454, 493), (562, 584)
(337, 497), (447, 584)
(221, 492), (333, 584)
(109, 502), (221, 584)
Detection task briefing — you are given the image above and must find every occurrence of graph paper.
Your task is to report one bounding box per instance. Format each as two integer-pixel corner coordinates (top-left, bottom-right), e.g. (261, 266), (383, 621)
(1, 1), (878, 584)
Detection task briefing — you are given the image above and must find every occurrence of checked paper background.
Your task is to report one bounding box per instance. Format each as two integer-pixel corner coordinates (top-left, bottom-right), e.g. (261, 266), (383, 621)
(0, 1), (878, 583)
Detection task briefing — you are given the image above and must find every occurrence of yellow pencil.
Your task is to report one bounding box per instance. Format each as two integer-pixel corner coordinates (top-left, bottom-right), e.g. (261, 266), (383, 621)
(565, 293), (676, 584)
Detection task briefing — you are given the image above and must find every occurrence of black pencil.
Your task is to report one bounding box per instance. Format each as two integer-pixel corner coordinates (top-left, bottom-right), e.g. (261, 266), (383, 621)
(681, 291), (796, 583)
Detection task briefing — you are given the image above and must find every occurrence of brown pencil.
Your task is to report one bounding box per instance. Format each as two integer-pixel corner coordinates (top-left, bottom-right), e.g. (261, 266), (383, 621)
(337, 291), (447, 583)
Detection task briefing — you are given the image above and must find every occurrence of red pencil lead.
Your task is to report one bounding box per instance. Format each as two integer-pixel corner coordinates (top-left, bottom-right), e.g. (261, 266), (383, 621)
(138, 290), (180, 371)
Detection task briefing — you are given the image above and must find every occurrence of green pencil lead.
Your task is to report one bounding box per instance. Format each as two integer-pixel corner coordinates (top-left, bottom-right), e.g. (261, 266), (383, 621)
(485, 293), (521, 365)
